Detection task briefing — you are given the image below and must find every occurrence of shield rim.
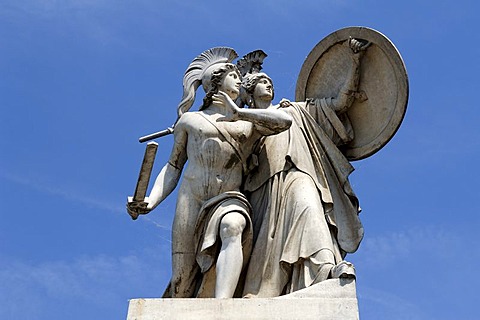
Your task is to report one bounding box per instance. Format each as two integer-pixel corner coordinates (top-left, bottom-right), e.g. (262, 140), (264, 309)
(295, 26), (409, 161)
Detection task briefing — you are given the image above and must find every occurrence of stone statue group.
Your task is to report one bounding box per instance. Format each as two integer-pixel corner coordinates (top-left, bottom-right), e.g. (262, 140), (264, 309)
(127, 29), (406, 299)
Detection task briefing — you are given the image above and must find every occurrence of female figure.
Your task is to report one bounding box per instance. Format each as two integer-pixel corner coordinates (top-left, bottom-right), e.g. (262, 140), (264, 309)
(241, 39), (368, 297)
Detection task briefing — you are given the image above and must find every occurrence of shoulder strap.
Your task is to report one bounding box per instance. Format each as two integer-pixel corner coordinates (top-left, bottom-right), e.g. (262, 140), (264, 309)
(198, 113), (248, 173)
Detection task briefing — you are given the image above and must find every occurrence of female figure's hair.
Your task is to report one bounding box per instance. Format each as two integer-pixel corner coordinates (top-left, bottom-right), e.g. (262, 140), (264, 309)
(242, 72), (274, 108)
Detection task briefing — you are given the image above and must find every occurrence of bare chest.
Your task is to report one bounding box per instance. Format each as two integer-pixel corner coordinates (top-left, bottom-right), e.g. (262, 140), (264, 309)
(185, 114), (253, 165)
(189, 114), (253, 144)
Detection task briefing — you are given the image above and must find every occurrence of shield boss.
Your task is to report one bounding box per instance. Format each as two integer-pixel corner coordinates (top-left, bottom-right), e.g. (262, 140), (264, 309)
(295, 27), (408, 160)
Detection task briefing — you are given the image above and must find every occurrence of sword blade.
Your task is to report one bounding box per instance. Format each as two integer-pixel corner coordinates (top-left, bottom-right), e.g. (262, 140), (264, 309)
(133, 142), (158, 202)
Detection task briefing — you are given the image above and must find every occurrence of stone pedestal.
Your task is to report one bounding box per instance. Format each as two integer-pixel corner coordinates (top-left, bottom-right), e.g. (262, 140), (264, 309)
(126, 278), (358, 320)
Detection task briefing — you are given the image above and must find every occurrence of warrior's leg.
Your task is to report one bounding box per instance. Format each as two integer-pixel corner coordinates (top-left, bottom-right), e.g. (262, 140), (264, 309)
(170, 252), (198, 297)
(170, 193), (201, 298)
(216, 211), (246, 298)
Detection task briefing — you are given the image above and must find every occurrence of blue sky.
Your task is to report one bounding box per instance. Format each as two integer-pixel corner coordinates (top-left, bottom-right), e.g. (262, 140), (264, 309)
(1, 0), (479, 319)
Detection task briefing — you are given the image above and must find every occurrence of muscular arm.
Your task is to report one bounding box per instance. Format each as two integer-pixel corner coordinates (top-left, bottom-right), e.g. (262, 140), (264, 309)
(237, 107), (292, 136)
(214, 91), (292, 136)
(146, 119), (188, 210)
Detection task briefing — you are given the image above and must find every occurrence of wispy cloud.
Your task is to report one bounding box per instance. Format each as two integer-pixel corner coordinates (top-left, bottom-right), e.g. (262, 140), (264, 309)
(349, 227), (450, 319)
(0, 171), (172, 233)
(351, 224), (475, 319)
(1, 171), (124, 214)
(358, 286), (428, 320)
(354, 225), (460, 269)
(1, 0), (111, 18)
(0, 248), (170, 319)
(1, 0), (129, 48)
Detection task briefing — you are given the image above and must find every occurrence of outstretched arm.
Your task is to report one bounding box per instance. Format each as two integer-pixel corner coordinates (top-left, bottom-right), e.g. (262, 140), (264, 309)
(213, 91), (292, 135)
(331, 38), (369, 114)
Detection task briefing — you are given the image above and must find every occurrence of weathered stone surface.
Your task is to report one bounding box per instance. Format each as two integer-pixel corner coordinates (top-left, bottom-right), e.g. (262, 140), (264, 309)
(126, 27), (407, 308)
(296, 26), (408, 161)
(126, 279), (358, 320)
(127, 47), (294, 298)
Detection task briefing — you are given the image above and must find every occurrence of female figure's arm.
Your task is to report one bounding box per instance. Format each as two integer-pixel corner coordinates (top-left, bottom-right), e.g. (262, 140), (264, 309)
(213, 91), (292, 136)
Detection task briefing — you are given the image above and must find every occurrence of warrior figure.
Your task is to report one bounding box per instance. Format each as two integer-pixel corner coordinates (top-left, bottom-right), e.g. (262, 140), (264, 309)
(128, 47), (292, 298)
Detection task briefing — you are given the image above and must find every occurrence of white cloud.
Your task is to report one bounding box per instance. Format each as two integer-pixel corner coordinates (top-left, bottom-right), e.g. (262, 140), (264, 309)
(346, 220), (478, 318)
(1, 0), (129, 48)
(1, 0), (110, 17)
(0, 248), (170, 320)
(354, 225), (460, 269)
(358, 286), (428, 320)
(0, 172), (172, 232)
(1, 171), (124, 214)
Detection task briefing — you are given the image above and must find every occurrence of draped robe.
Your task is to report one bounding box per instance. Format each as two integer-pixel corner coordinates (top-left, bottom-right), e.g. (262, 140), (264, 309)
(242, 99), (363, 297)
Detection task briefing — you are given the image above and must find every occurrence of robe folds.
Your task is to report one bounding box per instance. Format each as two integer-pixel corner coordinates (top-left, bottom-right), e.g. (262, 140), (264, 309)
(195, 191), (253, 297)
(242, 99), (363, 297)
(163, 191), (253, 298)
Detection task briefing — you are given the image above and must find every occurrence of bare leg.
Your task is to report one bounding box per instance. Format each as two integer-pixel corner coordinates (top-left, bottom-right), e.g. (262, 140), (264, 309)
(170, 191), (201, 297)
(170, 252), (199, 297)
(215, 212), (246, 298)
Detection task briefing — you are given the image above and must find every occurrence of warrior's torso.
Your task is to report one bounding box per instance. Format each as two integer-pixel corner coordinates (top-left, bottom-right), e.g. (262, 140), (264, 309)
(179, 111), (257, 201)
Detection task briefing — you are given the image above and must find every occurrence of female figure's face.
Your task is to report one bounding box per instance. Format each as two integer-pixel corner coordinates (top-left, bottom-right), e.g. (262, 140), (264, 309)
(219, 71), (241, 99)
(253, 78), (273, 106)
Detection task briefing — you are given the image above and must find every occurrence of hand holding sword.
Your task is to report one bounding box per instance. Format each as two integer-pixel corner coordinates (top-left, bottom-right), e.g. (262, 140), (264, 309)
(127, 142), (158, 220)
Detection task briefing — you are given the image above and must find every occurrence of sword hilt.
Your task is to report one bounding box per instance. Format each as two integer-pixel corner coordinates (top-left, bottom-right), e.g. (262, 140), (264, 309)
(139, 127), (174, 143)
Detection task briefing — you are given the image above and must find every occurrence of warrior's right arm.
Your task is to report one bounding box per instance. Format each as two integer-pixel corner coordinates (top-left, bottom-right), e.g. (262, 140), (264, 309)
(146, 119), (188, 211)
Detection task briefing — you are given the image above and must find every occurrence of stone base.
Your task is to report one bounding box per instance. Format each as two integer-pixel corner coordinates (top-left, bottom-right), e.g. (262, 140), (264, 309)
(126, 278), (358, 320)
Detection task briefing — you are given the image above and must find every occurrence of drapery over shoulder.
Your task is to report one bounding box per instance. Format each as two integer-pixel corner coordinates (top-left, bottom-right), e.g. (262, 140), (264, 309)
(244, 99), (363, 253)
(293, 99), (363, 253)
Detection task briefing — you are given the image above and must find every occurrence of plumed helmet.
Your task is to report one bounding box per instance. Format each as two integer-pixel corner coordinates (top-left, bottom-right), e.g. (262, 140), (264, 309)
(176, 47), (238, 120)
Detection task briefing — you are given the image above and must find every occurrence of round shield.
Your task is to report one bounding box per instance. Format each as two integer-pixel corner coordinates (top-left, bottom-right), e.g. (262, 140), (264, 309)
(295, 27), (408, 161)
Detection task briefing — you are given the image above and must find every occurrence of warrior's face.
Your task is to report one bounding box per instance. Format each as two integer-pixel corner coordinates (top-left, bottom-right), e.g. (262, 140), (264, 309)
(219, 70), (242, 100)
(253, 77), (274, 106)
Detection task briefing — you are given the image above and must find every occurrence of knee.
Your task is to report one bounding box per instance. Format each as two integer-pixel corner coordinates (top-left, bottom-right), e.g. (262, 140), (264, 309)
(219, 212), (246, 240)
